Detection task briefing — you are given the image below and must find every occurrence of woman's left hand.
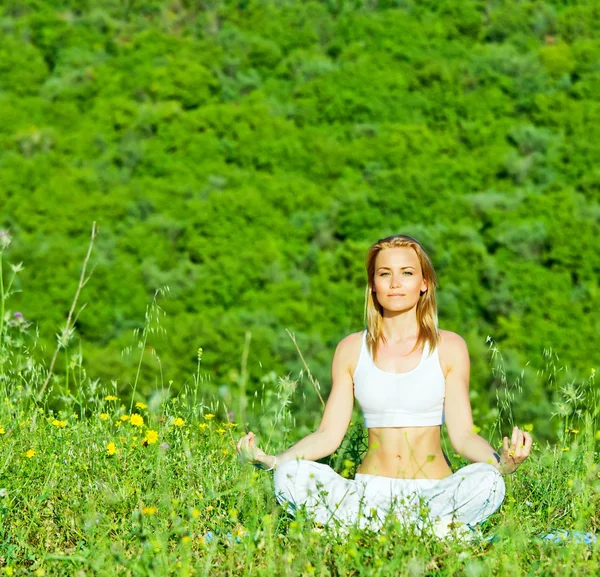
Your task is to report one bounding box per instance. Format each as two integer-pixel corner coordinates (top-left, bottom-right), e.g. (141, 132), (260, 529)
(499, 426), (533, 474)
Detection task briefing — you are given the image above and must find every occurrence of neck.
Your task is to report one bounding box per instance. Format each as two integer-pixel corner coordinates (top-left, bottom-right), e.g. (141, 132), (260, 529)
(380, 309), (419, 343)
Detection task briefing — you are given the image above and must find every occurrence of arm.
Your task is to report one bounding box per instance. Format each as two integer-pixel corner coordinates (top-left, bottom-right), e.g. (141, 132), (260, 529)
(442, 331), (532, 475)
(237, 333), (357, 470)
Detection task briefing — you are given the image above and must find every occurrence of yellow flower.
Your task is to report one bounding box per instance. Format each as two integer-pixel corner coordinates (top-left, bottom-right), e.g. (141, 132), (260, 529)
(182, 535), (191, 543)
(51, 419), (67, 428)
(198, 423), (208, 430)
(25, 449), (35, 459)
(130, 414), (144, 427)
(99, 413), (109, 420)
(215, 428), (226, 434)
(524, 423), (534, 432)
(106, 442), (118, 456)
(561, 447), (570, 452)
(173, 417), (185, 427)
(595, 431), (600, 441)
(0, 426), (5, 435)
(120, 415), (129, 422)
(204, 414), (215, 420)
(223, 422), (237, 428)
(115, 421), (122, 427)
(145, 430), (159, 444)
(571, 429), (580, 434)
(222, 448), (230, 455)
(142, 506), (157, 516)
(135, 402), (147, 410)
(472, 424), (481, 434)
(192, 508), (200, 518)
(105, 395), (118, 401)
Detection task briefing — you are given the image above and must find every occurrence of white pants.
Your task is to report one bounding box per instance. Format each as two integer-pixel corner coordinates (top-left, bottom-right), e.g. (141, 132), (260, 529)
(273, 460), (505, 537)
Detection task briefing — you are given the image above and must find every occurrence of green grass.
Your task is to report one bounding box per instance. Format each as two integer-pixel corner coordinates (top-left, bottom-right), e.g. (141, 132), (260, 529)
(0, 381), (599, 576)
(1, 240), (599, 576)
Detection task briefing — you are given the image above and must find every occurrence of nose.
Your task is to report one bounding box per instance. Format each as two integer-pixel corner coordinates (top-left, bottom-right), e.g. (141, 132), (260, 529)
(390, 275), (402, 288)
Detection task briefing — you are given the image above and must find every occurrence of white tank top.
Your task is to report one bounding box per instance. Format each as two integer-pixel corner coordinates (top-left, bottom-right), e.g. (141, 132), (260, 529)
(353, 330), (446, 428)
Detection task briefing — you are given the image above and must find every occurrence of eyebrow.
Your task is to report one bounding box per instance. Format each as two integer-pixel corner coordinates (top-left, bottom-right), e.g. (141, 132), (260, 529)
(376, 266), (416, 271)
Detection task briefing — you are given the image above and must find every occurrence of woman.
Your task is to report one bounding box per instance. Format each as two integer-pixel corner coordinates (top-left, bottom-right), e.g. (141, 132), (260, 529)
(237, 234), (533, 538)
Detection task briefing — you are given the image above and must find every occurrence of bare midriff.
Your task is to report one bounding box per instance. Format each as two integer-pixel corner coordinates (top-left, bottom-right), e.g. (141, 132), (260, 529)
(355, 425), (453, 479)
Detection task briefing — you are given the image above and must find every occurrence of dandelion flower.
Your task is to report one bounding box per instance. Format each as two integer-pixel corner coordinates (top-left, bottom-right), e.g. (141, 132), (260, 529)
(120, 415), (130, 422)
(142, 506), (157, 516)
(51, 419), (67, 428)
(204, 414), (215, 420)
(130, 414), (144, 427)
(224, 422), (237, 429)
(561, 447), (570, 452)
(524, 423), (534, 432)
(222, 449), (230, 455)
(173, 417), (185, 427)
(192, 508), (200, 518)
(0, 426), (5, 434)
(25, 449), (35, 459)
(136, 402), (147, 410)
(100, 413), (109, 421)
(145, 430), (159, 444)
(198, 423), (208, 430)
(215, 428), (226, 434)
(106, 442), (118, 456)
(115, 421), (122, 427)
(105, 395), (118, 401)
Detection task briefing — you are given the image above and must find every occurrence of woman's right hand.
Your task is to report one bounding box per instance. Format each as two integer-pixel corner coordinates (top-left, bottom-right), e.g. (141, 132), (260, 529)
(236, 431), (276, 470)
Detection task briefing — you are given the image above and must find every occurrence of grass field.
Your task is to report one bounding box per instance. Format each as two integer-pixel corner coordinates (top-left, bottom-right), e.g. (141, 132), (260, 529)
(1, 237), (599, 576)
(1, 344), (599, 576)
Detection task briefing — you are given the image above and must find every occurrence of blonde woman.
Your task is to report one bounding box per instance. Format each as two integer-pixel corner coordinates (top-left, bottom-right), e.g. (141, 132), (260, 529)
(237, 234), (532, 538)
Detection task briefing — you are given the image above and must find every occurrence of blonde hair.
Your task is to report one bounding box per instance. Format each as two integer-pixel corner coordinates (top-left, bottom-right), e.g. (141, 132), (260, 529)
(364, 234), (439, 359)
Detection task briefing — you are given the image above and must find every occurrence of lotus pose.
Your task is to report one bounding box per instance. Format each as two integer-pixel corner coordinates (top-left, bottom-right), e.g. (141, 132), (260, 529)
(237, 234), (532, 538)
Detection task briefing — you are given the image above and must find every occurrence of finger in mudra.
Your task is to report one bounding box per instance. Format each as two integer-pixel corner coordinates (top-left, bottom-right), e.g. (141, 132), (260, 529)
(501, 426), (533, 471)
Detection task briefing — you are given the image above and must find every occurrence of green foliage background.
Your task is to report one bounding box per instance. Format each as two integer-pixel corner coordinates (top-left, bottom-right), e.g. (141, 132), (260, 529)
(1, 0), (599, 441)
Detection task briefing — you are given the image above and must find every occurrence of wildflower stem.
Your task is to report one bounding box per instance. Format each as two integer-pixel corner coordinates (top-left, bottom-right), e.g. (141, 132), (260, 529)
(129, 302), (150, 414)
(239, 331), (251, 427)
(285, 328), (324, 407)
(35, 222), (98, 405)
(0, 249), (5, 351)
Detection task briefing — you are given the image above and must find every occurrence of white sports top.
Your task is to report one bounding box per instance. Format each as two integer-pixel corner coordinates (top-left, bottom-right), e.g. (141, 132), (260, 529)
(353, 330), (446, 428)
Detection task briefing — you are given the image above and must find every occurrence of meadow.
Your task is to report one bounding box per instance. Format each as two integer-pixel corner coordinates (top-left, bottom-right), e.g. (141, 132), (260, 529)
(2, 1), (600, 573)
(1, 234), (599, 577)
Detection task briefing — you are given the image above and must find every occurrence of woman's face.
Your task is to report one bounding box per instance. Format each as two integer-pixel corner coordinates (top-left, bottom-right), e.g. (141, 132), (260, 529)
(372, 247), (427, 312)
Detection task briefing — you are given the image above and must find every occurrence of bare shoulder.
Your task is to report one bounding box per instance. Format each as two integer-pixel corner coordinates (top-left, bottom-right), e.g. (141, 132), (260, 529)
(332, 331), (364, 374)
(336, 331), (364, 357)
(437, 330), (469, 374)
(438, 329), (468, 352)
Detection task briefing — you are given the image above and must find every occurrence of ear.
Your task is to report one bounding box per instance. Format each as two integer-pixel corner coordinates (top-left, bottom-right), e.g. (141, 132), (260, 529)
(420, 280), (428, 295)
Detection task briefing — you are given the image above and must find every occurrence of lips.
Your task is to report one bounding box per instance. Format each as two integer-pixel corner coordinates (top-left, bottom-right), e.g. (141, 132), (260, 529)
(388, 294), (405, 297)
